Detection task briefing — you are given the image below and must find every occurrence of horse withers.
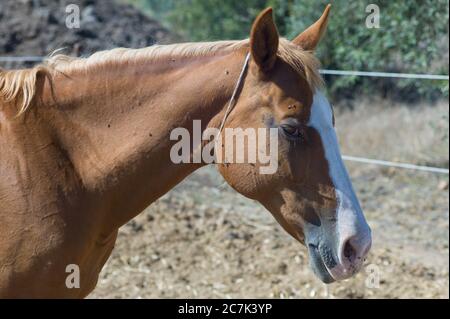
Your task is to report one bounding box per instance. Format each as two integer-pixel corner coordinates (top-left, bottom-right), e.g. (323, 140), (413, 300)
(0, 5), (371, 297)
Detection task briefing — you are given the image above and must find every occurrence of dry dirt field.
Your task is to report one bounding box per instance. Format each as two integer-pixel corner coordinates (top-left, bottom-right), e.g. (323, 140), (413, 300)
(90, 100), (449, 299)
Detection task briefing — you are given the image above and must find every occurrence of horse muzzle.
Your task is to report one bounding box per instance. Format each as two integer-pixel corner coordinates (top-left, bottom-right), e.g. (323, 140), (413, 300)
(304, 195), (372, 283)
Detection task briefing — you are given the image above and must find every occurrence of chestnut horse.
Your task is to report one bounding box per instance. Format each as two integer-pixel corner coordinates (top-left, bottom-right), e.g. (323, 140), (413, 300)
(0, 5), (371, 298)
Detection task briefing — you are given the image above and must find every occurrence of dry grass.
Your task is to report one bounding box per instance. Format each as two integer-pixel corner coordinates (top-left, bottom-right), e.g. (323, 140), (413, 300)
(336, 99), (449, 168)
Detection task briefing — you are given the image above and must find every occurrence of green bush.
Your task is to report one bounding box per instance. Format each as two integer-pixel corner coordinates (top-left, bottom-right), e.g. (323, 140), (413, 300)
(127, 0), (449, 102)
(285, 0), (449, 101)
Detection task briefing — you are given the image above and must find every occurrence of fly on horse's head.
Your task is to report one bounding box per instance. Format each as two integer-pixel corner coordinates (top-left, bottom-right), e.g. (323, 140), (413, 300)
(216, 5), (371, 283)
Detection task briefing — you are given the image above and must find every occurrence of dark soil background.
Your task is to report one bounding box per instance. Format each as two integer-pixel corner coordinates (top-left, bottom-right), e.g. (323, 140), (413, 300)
(0, 0), (176, 68)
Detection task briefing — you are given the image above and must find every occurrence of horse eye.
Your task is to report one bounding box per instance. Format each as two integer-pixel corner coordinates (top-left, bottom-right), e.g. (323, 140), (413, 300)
(281, 124), (304, 140)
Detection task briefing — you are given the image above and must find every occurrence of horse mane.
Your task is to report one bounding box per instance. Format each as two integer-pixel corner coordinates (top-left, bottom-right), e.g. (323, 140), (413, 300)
(0, 66), (49, 115)
(0, 38), (322, 115)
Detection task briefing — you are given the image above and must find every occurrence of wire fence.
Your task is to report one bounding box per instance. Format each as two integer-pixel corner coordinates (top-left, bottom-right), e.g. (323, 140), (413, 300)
(2, 56), (450, 81)
(0, 56), (45, 62)
(1, 55), (449, 175)
(342, 156), (449, 175)
(320, 69), (449, 80)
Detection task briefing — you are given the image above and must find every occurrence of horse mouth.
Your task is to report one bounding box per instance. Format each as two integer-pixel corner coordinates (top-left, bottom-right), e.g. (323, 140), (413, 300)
(307, 243), (335, 284)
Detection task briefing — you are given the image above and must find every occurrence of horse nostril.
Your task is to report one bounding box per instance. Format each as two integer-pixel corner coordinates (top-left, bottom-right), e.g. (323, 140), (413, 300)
(340, 234), (371, 267)
(343, 239), (357, 263)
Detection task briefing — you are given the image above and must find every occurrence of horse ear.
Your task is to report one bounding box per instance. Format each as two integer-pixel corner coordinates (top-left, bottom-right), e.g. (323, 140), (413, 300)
(292, 4), (331, 51)
(250, 7), (279, 72)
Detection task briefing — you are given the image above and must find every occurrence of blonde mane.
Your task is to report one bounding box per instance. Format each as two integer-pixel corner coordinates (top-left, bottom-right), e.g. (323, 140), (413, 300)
(0, 38), (322, 115)
(0, 66), (48, 115)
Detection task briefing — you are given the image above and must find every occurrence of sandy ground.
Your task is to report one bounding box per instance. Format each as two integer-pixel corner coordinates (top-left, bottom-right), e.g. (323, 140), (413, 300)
(90, 101), (449, 299)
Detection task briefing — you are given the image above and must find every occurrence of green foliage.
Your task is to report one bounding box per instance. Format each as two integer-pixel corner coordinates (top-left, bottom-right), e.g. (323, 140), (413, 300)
(128, 0), (449, 101)
(285, 0), (449, 101)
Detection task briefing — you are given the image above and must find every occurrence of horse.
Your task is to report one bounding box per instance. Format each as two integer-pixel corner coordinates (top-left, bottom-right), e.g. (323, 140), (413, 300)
(0, 5), (371, 298)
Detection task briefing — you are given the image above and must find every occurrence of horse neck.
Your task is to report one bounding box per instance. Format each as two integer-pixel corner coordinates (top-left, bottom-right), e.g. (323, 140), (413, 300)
(43, 50), (246, 230)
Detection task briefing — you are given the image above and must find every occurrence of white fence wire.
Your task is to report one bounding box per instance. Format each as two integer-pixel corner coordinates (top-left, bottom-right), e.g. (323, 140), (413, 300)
(0, 56), (44, 62)
(320, 69), (449, 80)
(342, 156), (449, 175)
(2, 56), (450, 81)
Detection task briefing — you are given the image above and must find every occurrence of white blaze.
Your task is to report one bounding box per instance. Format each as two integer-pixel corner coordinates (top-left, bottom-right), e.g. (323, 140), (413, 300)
(307, 91), (370, 265)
